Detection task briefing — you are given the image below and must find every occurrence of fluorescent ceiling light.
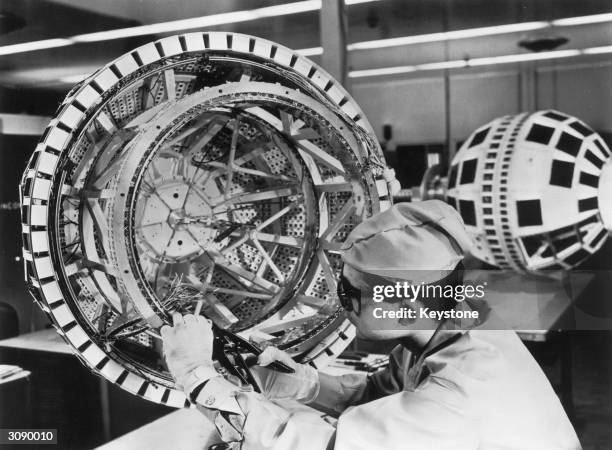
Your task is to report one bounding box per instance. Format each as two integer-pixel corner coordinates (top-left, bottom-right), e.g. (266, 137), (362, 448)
(582, 45), (612, 54)
(552, 12), (612, 26)
(0, 7), (610, 57)
(0, 0), (383, 55)
(71, 1), (327, 43)
(347, 21), (549, 51)
(350, 65), (418, 78)
(344, 12), (612, 52)
(58, 74), (90, 84)
(348, 46), (610, 78)
(415, 60), (469, 71)
(469, 49), (581, 66)
(0, 38), (72, 56)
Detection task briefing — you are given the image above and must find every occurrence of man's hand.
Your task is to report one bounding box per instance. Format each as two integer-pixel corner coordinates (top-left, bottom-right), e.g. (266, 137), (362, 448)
(252, 347), (319, 403)
(161, 313), (218, 390)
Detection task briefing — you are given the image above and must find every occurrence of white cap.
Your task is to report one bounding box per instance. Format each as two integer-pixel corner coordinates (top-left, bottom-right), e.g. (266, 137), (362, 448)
(340, 200), (473, 283)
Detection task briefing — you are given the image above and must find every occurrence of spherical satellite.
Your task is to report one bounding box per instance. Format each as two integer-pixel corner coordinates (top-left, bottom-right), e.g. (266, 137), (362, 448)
(19, 33), (393, 406)
(447, 110), (611, 272)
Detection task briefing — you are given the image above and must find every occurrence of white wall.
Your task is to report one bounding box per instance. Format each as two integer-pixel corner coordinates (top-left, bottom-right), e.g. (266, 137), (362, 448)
(350, 60), (612, 145)
(537, 62), (612, 132)
(350, 77), (446, 144)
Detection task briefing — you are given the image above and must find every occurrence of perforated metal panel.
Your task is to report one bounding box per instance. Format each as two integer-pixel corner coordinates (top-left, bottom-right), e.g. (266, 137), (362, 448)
(20, 33), (392, 406)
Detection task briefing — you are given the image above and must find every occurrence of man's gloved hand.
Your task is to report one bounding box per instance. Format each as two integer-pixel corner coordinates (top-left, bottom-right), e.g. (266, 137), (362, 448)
(161, 313), (219, 391)
(252, 347), (320, 403)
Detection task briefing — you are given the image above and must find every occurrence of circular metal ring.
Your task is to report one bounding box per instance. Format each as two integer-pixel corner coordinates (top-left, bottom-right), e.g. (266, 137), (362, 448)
(20, 32), (391, 406)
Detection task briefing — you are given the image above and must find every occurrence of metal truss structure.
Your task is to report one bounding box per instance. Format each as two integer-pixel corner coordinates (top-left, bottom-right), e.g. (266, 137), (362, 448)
(20, 33), (394, 406)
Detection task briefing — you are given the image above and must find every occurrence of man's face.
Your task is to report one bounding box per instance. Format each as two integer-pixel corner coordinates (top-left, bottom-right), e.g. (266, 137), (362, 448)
(339, 265), (436, 340)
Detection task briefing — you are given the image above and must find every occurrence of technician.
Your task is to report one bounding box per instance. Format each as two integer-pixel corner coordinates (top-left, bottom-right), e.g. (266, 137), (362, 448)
(161, 200), (581, 449)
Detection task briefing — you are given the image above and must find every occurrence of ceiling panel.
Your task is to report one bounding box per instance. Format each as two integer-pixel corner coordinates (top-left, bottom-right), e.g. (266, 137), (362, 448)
(0, 0), (610, 94)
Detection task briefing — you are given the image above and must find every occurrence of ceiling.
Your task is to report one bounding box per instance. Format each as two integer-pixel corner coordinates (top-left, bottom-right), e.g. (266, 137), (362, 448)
(0, 0), (611, 106)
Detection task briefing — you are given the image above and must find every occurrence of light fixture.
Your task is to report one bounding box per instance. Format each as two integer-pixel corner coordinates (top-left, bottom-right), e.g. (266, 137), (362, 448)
(0, 38), (72, 56)
(1, 8), (610, 58)
(552, 12), (612, 26)
(414, 60), (469, 71)
(583, 45), (612, 54)
(349, 65), (419, 78)
(348, 45), (612, 78)
(70, 1), (327, 43)
(58, 74), (90, 84)
(468, 49), (581, 66)
(318, 12), (612, 54)
(347, 21), (549, 51)
(0, 0), (383, 56)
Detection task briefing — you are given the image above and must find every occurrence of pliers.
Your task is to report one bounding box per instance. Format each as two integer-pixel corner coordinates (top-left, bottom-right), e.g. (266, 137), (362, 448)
(211, 323), (295, 393)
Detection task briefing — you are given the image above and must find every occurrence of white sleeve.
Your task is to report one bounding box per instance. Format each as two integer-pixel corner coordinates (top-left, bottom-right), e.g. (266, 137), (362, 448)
(193, 376), (337, 450)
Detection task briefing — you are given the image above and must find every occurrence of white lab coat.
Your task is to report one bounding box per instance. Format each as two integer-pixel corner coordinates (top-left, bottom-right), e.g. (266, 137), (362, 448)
(194, 331), (581, 449)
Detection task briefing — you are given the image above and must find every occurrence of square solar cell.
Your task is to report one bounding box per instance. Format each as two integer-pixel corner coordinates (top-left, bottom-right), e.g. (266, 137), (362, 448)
(543, 111), (568, 122)
(469, 127), (489, 148)
(516, 199), (543, 227)
(459, 199), (476, 225)
(578, 197), (598, 212)
(569, 121), (594, 137)
(579, 172), (599, 188)
(526, 124), (555, 145)
(448, 165), (458, 189)
(584, 150), (604, 169)
(549, 160), (574, 188)
(556, 132), (582, 157)
(460, 159), (478, 184)
(595, 139), (611, 157)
